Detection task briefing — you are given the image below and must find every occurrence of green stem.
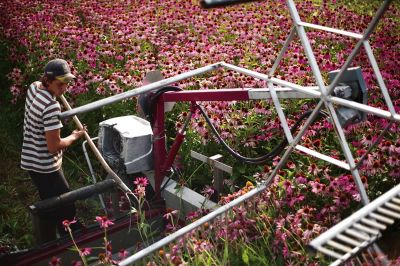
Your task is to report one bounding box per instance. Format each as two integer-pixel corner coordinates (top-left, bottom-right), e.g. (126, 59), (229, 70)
(68, 227), (88, 266)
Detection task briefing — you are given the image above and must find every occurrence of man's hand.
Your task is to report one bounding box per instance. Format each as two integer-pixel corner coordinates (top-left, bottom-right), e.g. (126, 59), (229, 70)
(46, 126), (87, 154)
(72, 125), (87, 140)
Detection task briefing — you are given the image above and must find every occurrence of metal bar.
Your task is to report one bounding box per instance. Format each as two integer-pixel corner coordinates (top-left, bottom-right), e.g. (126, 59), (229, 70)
(161, 87), (320, 102)
(310, 184), (400, 248)
(392, 197), (400, 205)
(267, 101), (325, 187)
(190, 151), (233, 175)
(360, 218), (386, 230)
(377, 207), (400, 219)
(119, 182), (267, 265)
(59, 62), (224, 119)
(248, 87), (320, 99)
(29, 179), (116, 213)
(268, 77), (321, 97)
(153, 97), (167, 198)
(369, 213), (394, 225)
(221, 62), (270, 81)
(384, 202), (400, 212)
(269, 26), (296, 76)
(326, 0), (393, 96)
(345, 229), (370, 241)
(327, 240), (353, 253)
(316, 246), (344, 259)
(353, 223), (379, 235)
(355, 121), (393, 170)
(325, 103), (370, 204)
(297, 21), (363, 39)
(267, 81), (294, 143)
(287, 0), (328, 98)
(163, 88), (249, 102)
(295, 145), (350, 170)
(82, 137), (107, 211)
(336, 234), (363, 247)
(330, 96), (400, 121)
(363, 40), (396, 116)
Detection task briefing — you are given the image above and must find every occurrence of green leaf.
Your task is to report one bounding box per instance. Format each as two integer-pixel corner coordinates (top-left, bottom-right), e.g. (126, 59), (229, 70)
(242, 249), (249, 265)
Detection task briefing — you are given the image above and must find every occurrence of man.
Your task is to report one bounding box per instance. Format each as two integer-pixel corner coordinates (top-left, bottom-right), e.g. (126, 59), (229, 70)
(21, 59), (86, 240)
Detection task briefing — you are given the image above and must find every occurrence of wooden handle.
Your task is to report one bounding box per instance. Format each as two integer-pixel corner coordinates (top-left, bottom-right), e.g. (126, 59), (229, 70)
(60, 95), (132, 194)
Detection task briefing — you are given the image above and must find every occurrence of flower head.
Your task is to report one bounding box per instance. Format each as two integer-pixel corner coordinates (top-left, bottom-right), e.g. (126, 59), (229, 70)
(134, 177), (149, 187)
(62, 218), (77, 231)
(79, 247), (92, 256)
(95, 216), (114, 229)
(49, 256), (61, 266)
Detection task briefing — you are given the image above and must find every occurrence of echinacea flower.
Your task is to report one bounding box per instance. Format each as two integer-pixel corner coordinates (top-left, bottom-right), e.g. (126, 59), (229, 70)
(62, 218), (77, 231)
(95, 216), (114, 229)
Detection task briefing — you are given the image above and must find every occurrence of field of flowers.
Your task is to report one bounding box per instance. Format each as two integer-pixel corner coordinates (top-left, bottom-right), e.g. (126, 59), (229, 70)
(1, 0), (399, 265)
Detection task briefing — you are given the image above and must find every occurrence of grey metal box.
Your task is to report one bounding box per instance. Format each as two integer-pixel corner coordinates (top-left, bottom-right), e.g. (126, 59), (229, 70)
(98, 115), (154, 174)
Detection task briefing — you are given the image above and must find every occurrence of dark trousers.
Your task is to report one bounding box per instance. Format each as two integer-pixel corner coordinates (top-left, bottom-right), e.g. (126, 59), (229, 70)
(29, 169), (77, 236)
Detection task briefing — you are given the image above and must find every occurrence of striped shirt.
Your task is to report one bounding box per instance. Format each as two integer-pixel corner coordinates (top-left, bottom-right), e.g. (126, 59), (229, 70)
(21, 81), (63, 173)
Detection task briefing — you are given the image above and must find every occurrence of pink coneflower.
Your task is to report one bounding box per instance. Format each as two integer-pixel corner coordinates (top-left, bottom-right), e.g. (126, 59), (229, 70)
(308, 163), (321, 176)
(360, 134), (377, 146)
(286, 161), (296, 169)
(134, 185), (146, 198)
(134, 177), (149, 187)
(95, 216), (114, 229)
(49, 257), (61, 266)
(390, 168), (400, 179)
(62, 217), (77, 231)
(283, 180), (293, 195)
(163, 208), (178, 221)
(71, 260), (82, 266)
(79, 247), (92, 256)
(118, 249), (129, 260)
(309, 181), (325, 194)
(295, 174), (307, 184)
(201, 185), (215, 198)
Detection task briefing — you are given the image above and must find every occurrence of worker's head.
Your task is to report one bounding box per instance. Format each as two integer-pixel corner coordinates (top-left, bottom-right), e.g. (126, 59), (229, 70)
(41, 59), (76, 97)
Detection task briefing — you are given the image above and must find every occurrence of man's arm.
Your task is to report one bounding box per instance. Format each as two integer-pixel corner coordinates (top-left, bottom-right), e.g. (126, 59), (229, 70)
(45, 128), (86, 154)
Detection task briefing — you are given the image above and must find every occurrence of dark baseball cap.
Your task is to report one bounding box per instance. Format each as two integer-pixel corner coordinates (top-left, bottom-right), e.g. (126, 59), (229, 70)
(44, 59), (76, 83)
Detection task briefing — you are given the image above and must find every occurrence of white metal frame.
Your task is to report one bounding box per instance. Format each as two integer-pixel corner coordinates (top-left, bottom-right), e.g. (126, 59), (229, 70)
(59, 0), (397, 264)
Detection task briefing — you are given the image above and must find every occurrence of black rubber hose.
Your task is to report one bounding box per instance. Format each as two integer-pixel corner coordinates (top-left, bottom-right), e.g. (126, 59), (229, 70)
(148, 86), (182, 122)
(197, 105), (324, 164)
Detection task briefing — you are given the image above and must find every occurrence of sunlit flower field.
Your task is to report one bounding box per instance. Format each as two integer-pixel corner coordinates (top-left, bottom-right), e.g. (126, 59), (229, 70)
(1, 0), (399, 265)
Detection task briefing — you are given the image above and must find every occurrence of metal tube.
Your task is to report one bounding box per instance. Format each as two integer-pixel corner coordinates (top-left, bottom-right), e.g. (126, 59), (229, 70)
(266, 100), (325, 187)
(59, 95), (133, 195)
(119, 182), (267, 265)
(355, 121), (393, 170)
(325, 102), (370, 204)
(326, 0), (392, 96)
(59, 62), (223, 119)
(267, 81), (294, 143)
(363, 40), (396, 116)
(297, 21), (363, 39)
(82, 137), (107, 211)
(287, 0), (328, 98)
(269, 26), (296, 76)
(330, 96), (400, 121)
(309, 183), (400, 249)
(295, 145), (350, 170)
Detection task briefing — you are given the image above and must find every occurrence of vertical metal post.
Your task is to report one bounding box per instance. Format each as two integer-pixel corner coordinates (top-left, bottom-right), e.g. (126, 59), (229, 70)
(190, 151), (233, 202)
(153, 96), (167, 198)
